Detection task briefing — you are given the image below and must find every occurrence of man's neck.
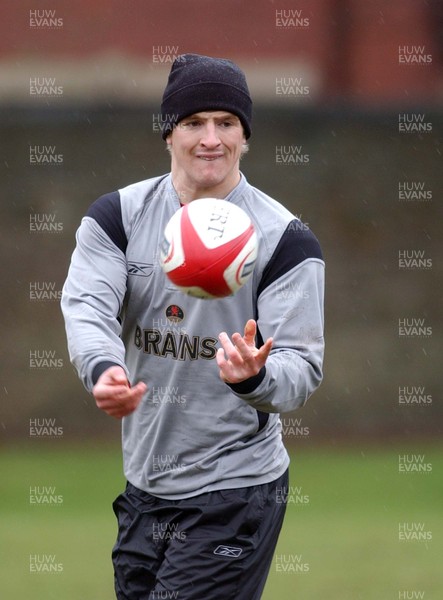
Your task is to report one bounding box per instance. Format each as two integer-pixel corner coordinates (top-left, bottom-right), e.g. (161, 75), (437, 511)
(171, 172), (241, 204)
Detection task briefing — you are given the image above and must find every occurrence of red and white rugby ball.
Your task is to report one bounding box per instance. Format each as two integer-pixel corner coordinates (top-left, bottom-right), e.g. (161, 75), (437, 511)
(159, 198), (258, 299)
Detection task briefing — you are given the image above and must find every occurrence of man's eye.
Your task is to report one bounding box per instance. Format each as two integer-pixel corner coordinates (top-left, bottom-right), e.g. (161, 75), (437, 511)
(183, 120), (200, 128)
(220, 121), (234, 127)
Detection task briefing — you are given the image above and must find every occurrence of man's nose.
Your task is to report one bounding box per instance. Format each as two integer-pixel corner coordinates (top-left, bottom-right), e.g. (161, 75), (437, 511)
(200, 123), (221, 146)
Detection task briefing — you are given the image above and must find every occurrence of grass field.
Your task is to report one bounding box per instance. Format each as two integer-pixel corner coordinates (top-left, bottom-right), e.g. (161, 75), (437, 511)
(1, 443), (442, 599)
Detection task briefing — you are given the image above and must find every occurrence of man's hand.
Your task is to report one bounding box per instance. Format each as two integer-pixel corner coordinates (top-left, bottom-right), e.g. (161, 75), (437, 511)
(216, 319), (273, 384)
(92, 366), (147, 419)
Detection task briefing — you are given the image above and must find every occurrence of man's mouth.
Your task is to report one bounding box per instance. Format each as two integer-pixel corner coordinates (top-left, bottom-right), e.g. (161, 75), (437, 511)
(196, 154), (224, 161)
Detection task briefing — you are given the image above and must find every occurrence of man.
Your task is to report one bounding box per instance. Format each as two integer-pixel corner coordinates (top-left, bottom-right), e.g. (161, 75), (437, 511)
(61, 54), (324, 599)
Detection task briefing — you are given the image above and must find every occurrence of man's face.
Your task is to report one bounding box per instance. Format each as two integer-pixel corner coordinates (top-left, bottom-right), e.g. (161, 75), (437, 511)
(167, 111), (246, 200)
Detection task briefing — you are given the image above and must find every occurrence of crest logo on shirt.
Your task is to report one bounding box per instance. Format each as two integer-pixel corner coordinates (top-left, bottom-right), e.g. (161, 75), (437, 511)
(166, 304), (184, 322)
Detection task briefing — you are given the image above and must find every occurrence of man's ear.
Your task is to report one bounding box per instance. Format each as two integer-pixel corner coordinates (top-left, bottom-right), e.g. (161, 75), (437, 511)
(165, 134), (172, 154)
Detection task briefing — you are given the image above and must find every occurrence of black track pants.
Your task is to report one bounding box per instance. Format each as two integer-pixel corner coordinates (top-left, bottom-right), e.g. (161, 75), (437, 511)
(112, 470), (289, 600)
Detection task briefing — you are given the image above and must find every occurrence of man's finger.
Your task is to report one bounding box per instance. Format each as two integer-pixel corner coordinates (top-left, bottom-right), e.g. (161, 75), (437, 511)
(216, 347), (227, 368)
(243, 319), (256, 344)
(93, 384), (129, 400)
(96, 394), (142, 416)
(107, 367), (129, 385)
(132, 382), (148, 396)
(257, 337), (273, 361)
(218, 331), (237, 357)
(230, 335), (255, 362)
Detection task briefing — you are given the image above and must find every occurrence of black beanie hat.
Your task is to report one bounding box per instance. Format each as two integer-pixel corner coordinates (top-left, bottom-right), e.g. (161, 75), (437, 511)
(160, 53), (252, 140)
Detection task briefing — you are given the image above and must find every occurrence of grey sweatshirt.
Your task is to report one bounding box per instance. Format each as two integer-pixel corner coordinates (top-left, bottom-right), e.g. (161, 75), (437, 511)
(61, 173), (325, 499)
